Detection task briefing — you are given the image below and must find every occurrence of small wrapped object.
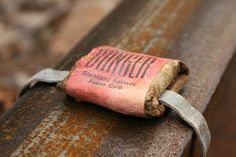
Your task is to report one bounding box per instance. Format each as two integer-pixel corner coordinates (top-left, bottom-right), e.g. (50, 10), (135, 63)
(58, 46), (189, 117)
(19, 46), (210, 157)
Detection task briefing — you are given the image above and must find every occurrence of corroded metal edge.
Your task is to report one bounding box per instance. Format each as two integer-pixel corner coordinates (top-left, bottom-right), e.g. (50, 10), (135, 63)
(159, 90), (211, 157)
(1, 0), (236, 156)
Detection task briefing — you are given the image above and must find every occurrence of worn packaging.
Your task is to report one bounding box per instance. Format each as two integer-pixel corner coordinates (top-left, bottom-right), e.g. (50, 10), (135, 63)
(58, 46), (189, 117)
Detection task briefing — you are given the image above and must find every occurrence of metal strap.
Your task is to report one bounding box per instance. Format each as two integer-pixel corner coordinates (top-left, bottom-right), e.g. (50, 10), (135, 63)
(18, 68), (69, 98)
(18, 69), (211, 156)
(159, 90), (211, 157)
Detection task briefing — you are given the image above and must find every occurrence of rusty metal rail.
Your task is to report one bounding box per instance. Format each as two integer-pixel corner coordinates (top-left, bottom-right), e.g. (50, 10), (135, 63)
(1, 0), (236, 156)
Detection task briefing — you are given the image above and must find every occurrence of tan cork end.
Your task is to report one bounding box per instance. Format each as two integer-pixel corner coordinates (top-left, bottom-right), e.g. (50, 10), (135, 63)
(144, 60), (189, 117)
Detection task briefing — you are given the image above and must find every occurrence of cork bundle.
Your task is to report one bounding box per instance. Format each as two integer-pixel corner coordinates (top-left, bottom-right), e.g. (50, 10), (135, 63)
(58, 46), (189, 117)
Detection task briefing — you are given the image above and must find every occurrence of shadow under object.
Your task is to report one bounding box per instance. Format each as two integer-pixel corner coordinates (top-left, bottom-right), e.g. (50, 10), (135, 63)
(1, 0), (236, 156)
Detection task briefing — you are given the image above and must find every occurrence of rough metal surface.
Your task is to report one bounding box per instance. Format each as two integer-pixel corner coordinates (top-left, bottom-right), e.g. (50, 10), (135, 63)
(159, 90), (211, 157)
(1, 0), (236, 156)
(207, 52), (236, 157)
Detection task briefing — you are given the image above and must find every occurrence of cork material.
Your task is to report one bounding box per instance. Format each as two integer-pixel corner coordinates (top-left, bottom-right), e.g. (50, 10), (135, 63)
(144, 60), (189, 117)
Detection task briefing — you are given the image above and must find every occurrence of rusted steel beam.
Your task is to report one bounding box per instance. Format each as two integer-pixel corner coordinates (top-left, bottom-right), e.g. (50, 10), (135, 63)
(1, 0), (236, 156)
(207, 52), (236, 157)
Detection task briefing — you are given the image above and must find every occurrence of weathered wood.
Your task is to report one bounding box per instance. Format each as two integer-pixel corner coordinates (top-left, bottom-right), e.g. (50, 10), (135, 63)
(1, 0), (236, 156)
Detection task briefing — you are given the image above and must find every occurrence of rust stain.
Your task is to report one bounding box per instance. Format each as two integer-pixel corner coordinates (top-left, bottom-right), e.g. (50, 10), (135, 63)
(146, 0), (198, 56)
(9, 0), (198, 156)
(115, 0), (169, 52)
(115, 0), (198, 57)
(11, 102), (117, 157)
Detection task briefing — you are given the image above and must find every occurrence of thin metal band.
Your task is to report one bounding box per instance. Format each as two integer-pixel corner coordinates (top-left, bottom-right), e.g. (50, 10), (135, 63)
(159, 90), (211, 157)
(18, 69), (211, 156)
(18, 68), (69, 98)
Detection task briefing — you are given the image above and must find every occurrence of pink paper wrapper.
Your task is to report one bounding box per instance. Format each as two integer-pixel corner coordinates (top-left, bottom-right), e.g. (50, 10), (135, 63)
(60, 46), (188, 117)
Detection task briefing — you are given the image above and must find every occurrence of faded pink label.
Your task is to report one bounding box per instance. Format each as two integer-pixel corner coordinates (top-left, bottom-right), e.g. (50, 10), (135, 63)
(66, 46), (168, 117)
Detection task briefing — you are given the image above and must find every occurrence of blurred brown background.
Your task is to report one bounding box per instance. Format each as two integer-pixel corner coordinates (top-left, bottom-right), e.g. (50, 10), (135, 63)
(0, 0), (120, 114)
(0, 0), (235, 157)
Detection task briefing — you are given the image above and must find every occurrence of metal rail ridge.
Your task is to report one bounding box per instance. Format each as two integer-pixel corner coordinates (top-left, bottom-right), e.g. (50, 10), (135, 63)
(1, 0), (236, 156)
